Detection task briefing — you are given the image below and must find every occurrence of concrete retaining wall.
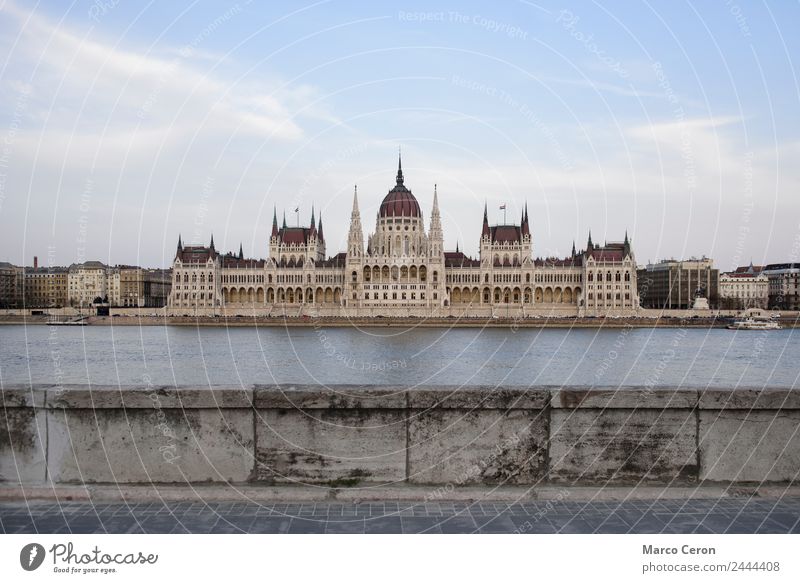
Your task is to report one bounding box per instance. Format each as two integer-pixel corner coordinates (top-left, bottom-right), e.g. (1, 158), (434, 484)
(2, 385), (798, 487)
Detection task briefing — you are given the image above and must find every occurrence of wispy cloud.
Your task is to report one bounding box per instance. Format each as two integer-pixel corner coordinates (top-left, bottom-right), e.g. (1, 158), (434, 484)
(0, 0), (311, 164)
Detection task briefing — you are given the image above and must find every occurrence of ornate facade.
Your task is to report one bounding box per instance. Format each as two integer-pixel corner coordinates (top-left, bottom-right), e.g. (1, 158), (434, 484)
(168, 157), (640, 316)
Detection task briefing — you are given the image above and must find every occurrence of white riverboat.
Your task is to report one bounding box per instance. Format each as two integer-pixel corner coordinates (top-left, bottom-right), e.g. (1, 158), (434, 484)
(727, 309), (782, 330)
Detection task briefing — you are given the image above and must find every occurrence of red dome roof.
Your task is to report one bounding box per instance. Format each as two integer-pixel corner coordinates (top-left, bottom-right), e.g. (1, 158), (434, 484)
(379, 186), (421, 218)
(379, 154), (421, 218)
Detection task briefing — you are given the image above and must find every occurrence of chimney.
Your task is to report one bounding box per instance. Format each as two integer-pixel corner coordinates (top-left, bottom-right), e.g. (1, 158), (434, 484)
(33, 256), (38, 269)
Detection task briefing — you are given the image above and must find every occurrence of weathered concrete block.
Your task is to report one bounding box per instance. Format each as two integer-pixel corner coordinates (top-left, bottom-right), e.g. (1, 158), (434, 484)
(46, 408), (253, 483)
(699, 410), (800, 482)
(408, 409), (548, 485)
(1, 386), (47, 408)
(699, 388), (800, 410)
(47, 385), (252, 409)
(254, 385), (406, 409)
(550, 409), (698, 482)
(409, 386), (550, 410)
(552, 387), (696, 409)
(0, 408), (47, 483)
(254, 409), (406, 484)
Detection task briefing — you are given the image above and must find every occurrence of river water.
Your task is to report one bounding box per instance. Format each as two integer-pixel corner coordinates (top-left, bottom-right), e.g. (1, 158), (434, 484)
(0, 324), (797, 388)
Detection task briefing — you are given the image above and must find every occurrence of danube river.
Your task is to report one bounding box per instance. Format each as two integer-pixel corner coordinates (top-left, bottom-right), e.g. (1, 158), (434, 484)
(0, 324), (797, 387)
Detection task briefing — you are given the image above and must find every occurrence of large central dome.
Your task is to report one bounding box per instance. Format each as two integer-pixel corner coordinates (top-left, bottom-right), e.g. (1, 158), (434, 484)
(379, 155), (421, 218)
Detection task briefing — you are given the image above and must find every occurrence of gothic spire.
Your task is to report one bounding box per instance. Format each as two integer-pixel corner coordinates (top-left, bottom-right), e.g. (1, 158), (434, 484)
(209, 233), (215, 251)
(428, 183), (443, 256)
(347, 185), (362, 257)
(271, 206), (278, 238)
(310, 204), (315, 226)
(238, 243), (243, 260)
(396, 148), (404, 186)
(282, 211), (287, 229)
(318, 212), (324, 241)
(482, 201), (490, 238)
(177, 234), (182, 251)
(587, 230), (593, 250)
(571, 240), (576, 257)
(521, 202), (530, 237)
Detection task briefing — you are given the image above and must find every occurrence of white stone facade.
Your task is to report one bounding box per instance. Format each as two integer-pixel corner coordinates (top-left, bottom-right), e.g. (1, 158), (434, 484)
(720, 267), (769, 310)
(168, 160), (639, 316)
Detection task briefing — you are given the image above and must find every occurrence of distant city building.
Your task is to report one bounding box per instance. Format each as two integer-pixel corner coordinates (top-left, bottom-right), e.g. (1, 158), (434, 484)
(119, 266), (172, 307)
(0, 262), (21, 308)
(637, 258), (719, 310)
(762, 263), (800, 310)
(719, 263), (768, 310)
(168, 158), (640, 315)
(23, 266), (69, 308)
(68, 261), (110, 306)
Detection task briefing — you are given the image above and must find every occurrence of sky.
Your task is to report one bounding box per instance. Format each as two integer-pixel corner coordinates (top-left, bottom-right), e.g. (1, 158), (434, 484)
(0, 0), (798, 271)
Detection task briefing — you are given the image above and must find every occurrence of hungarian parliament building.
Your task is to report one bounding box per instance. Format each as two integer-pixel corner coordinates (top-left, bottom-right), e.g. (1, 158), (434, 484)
(168, 157), (639, 316)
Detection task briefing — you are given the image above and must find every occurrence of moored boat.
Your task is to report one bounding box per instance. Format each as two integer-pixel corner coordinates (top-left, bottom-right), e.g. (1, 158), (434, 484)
(727, 308), (782, 330)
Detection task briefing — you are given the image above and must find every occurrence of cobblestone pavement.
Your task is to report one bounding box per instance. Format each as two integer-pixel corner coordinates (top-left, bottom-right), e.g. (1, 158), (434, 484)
(1, 498), (799, 534)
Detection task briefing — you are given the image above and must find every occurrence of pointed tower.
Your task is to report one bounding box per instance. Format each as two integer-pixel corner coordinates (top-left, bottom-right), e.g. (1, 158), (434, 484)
(209, 233), (215, 251)
(429, 184), (444, 258)
(238, 243), (244, 260)
(271, 207), (279, 239)
(175, 234), (183, 259)
(310, 205), (317, 238)
(396, 149), (404, 186)
(481, 202), (490, 240)
(623, 230), (630, 257)
(587, 230), (594, 251)
(282, 211), (287, 229)
(347, 186), (364, 259)
(522, 202), (530, 238)
(571, 240), (576, 257)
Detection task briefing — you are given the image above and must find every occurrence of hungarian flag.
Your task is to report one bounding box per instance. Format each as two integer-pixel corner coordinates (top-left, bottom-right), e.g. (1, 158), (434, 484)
(499, 203), (506, 210)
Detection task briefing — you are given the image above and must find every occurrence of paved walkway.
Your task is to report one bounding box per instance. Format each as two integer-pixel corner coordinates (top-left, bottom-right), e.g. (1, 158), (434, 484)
(2, 497), (799, 534)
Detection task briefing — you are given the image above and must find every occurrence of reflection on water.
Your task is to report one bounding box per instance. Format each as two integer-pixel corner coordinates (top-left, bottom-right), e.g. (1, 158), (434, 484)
(0, 324), (797, 388)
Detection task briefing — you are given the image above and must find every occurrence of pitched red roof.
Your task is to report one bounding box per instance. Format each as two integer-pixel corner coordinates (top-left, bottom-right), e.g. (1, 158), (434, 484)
(588, 250), (624, 261)
(535, 256), (583, 267)
(489, 225), (521, 243)
(444, 251), (480, 268)
(222, 257), (265, 268)
(319, 252), (346, 268)
(177, 246), (217, 263)
(279, 227), (310, 245)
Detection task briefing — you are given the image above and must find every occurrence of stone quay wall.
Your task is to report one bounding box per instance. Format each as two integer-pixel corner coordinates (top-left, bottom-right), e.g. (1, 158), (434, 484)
(2, 385), (798, 487)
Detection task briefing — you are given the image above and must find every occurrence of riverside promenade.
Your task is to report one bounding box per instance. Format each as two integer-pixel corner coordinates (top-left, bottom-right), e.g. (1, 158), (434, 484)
(2, 495), (799, 534)
(4, 384), (799, 533)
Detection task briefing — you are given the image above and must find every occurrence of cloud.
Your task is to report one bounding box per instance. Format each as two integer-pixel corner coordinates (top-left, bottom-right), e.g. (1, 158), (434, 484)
(0, 0), (308, 168)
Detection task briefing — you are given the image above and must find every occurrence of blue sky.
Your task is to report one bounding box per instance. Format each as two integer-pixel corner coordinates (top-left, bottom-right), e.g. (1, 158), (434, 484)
(1, 0), (798, 269)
